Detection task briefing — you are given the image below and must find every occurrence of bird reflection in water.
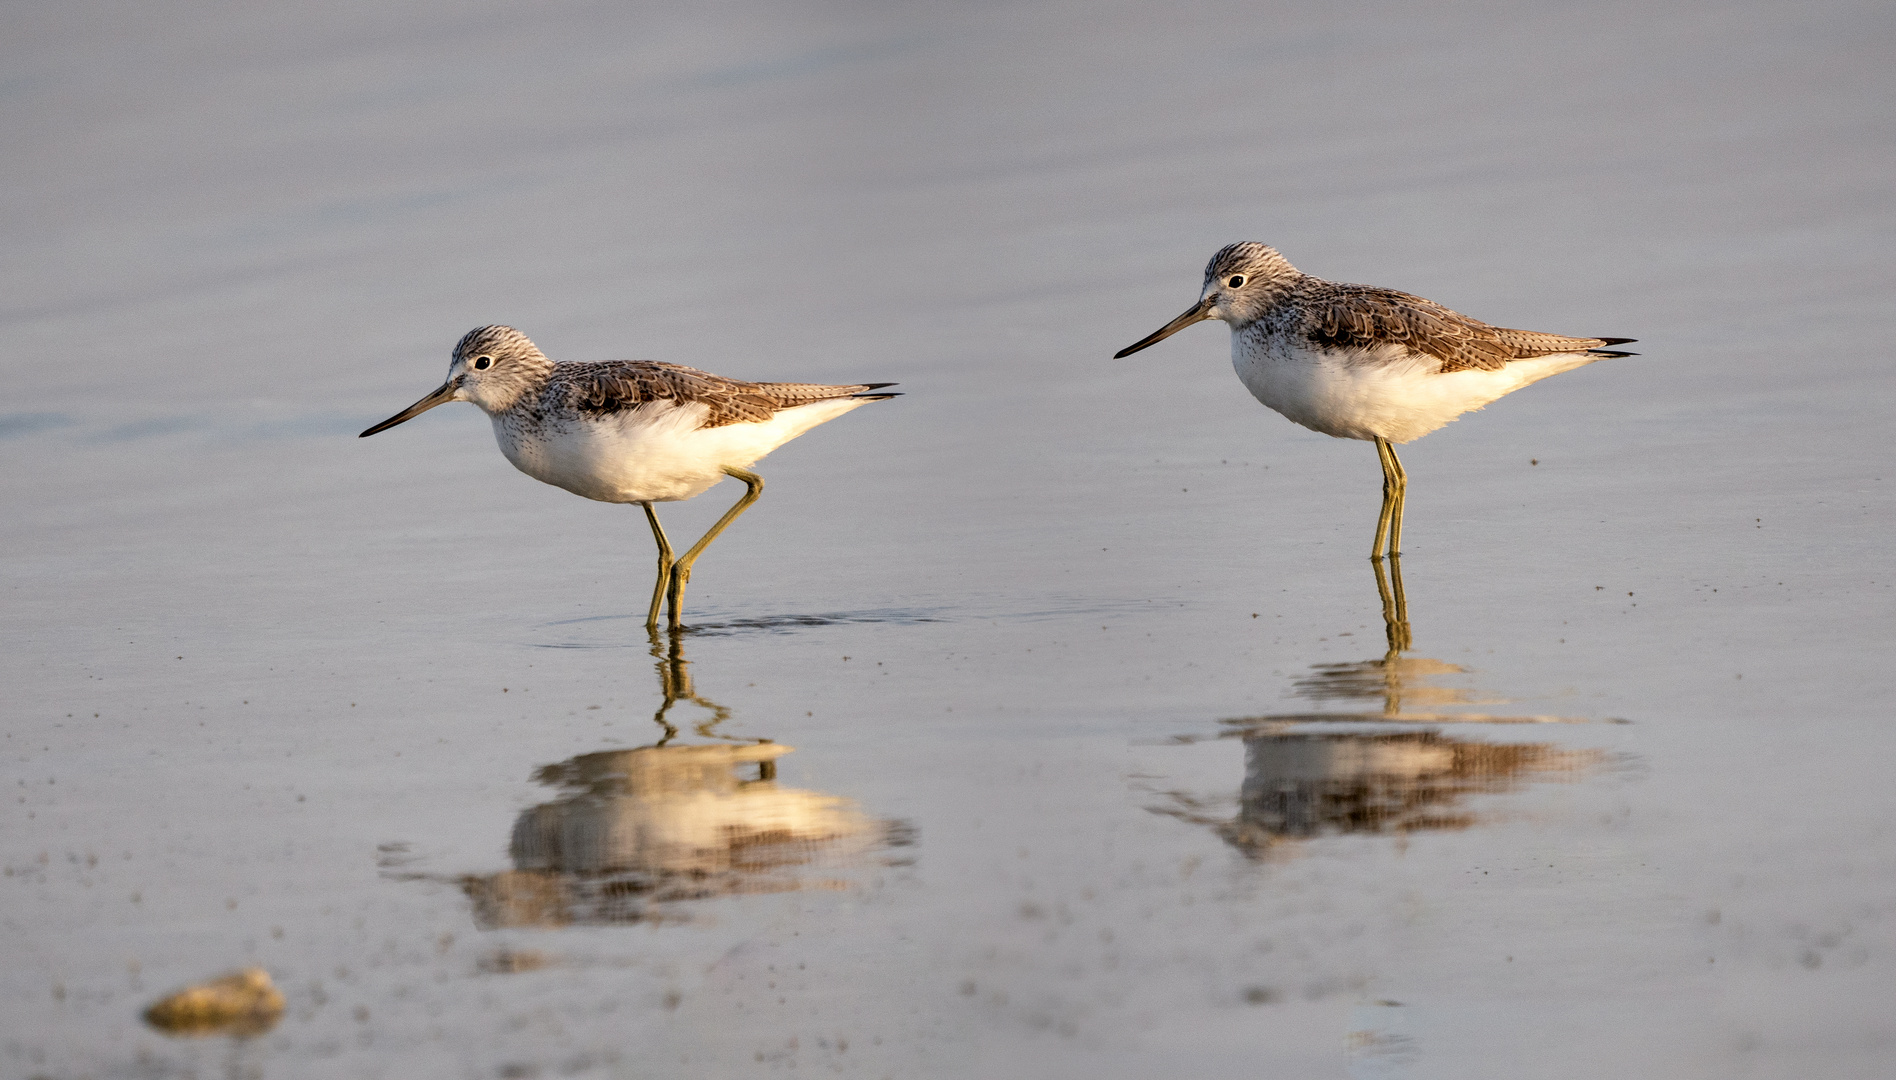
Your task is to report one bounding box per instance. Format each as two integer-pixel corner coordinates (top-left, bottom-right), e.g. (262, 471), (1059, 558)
(453, 631), (911, 928)
(1153, 558), (1604, 860)
(1256, 558), (1541, 723)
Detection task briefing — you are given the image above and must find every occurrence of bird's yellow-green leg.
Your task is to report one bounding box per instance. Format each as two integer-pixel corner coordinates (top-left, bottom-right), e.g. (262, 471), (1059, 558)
(1372, 438), (1398, 559)
(642, 502), (675, 631)
(1386, 440), (1408, 557)
(665, 467), (766, 629)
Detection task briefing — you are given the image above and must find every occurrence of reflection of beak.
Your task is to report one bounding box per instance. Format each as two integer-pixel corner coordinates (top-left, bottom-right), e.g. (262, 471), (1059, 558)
(1114, 296), (1214, 358)
(359, 379), (459, 437)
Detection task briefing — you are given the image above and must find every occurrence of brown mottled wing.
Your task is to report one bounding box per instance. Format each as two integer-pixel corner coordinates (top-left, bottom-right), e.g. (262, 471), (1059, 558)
(554, 361), (885, 428)
(1302, 284), (1613, 373)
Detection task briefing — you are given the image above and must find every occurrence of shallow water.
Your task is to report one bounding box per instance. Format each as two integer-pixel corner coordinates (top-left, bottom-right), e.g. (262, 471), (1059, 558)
(5, 1), (1896, 1076)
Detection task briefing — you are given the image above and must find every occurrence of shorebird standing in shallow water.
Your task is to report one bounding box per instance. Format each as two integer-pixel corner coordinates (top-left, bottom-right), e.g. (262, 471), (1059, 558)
(1115, 243), (1634, 559)
(361, 326), (895, 628)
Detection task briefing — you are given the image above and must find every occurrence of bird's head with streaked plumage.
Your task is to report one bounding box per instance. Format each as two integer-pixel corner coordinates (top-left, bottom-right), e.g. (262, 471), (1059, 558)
(1114, 242), (1301, 358)
(360, 325), (553, 436)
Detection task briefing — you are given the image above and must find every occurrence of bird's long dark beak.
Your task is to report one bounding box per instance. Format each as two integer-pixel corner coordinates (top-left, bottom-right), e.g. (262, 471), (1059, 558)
(1113, 297), (1213, 358)
(359, 379), (459, 437)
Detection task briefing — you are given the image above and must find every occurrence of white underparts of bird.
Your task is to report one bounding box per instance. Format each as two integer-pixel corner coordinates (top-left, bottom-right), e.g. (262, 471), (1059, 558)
(1114, 243), (1634, 558)
(361, 325), (897, 627)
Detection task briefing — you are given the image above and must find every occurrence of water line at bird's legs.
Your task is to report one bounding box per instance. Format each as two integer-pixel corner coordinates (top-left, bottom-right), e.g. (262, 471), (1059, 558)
(1372, 554), (1413, 715)
(665, 467), (766, 629)
(643, 626), (770, 753)
(644, 626), (740, 742)
(646, 627), (681, 746)
(641, 502), (675, 631)
(1374, 553), (1412, 655)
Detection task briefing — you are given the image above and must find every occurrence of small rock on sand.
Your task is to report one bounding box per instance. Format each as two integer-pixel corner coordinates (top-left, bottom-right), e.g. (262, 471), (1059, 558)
(142, 967), (285, 1037)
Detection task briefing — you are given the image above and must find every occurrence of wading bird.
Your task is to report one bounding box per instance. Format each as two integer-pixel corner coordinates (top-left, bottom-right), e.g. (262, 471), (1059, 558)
(1115, 243), (1633, 558)
(362, 326), (895, 627)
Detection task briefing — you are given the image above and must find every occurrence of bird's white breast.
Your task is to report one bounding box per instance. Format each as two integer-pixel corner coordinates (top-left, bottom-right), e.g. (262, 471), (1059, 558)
(491, 397), (873, 504)
(1231, 328), (1601, 444)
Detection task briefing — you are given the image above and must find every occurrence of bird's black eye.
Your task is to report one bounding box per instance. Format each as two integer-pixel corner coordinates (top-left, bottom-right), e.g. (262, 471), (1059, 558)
(473, 356), (493, 370)
(1226, 275), (1246, 288)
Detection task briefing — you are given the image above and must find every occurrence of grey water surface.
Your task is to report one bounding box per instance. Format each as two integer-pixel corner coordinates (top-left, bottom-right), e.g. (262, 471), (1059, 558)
(4, 1), (1895, 1077)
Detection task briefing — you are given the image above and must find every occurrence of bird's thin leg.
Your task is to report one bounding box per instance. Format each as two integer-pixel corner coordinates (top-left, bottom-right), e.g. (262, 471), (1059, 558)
(642, 502), (675, 631)
(1372, 438), (1398, 560)
(665, 467), (766, 629)
(1386, 441), (1408, 557)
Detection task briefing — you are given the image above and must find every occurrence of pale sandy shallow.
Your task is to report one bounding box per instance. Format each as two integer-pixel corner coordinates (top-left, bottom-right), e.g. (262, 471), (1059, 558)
(3, 1), (1895, 1077)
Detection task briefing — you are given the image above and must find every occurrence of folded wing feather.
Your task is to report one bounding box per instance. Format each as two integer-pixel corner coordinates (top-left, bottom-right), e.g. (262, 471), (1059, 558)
(553, 361), (883, 428)
(1302, 285), (1618, 373)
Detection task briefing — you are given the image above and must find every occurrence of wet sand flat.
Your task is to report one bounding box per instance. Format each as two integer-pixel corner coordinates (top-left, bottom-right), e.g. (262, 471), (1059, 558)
(3, 1), (1895, 1076)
